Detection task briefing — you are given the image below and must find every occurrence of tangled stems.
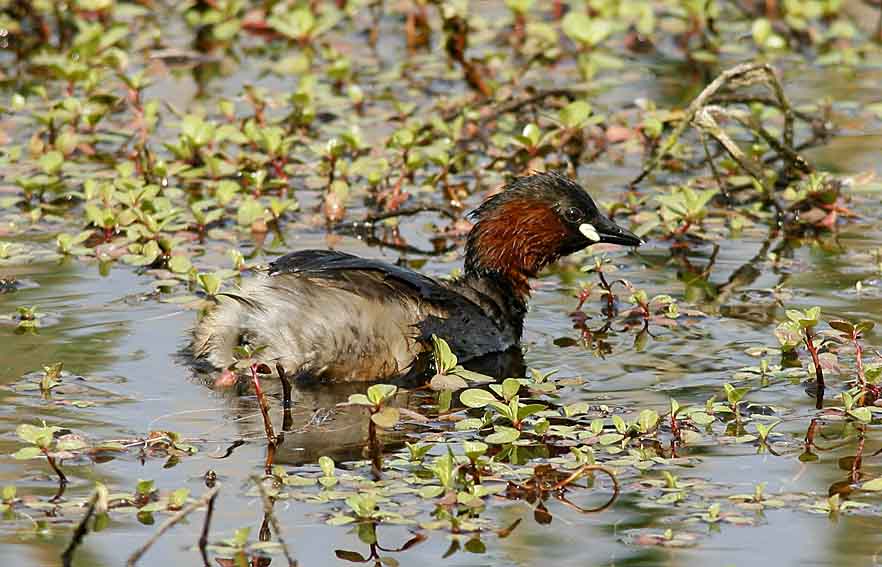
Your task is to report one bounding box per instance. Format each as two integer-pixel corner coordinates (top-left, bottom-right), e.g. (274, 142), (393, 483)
(506, 464), (620, 516)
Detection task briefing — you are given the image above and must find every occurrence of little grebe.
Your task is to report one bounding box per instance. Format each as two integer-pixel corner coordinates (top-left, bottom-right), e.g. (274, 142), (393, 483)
(192, 172), (642, 382)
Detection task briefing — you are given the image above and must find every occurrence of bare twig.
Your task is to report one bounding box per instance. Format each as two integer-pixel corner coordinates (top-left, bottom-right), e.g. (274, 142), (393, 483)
(707, 94), (818, 124)
(727, 112), (812, 175)
(334, 205), (458, 232)
(337, 233), (459, 257)
(691, 104), (786, 224)
(198, 489), (218, 567)
(630, 62), (796, 188)
(126, 486), (220, 567)
(438, 87), (583, 123)
(479, 88), (581, 124)
(253, 477), (298, 567)
(700, 131), (730, 204)
(693, 105), (766, 182)
(61, 488), (101, 567)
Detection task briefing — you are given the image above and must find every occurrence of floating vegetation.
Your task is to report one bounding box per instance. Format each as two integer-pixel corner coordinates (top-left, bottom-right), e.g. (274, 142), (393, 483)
(4, 0), (882, 566)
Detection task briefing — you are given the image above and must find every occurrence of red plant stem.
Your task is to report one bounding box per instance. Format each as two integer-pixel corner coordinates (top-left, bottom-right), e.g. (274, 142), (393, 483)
(367, 415), (381, 480)
(804, 418), (818, 453)
(128, 88), (147, 147)
(264, 443), (277, 476)
(467, 461), (482, 486)
(804, 330), (825, 409)
(513, 13), (526, 45)
(576, 287), (591, 310)
(596, 270), (615, 314)
(670, 412), (681, 445)
(250, 365), (278, 474)
(674, 221), (692, 236)
(853, 333), (867, 401)
(852, 427), (865, 484)
(250, 366), (276, 441)
(43, 449), (68, 502)
(385, 175), (406, 212)
(271, 158), (289, 183)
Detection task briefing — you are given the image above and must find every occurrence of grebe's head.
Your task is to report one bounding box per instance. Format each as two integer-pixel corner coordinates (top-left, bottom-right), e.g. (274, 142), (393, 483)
(464, 171), (641, 294)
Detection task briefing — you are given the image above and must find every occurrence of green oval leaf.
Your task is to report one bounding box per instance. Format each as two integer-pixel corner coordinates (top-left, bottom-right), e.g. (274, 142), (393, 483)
(485, 428), (520, 444)
(366, 384), (397, 405)
(861, 477), (882, 491)
(12, 447), (43, 460)
(598, 433), (625, 445)
(168, 255), (192, 274)
(459, 388), (497, 408)
(370, 407), (400, 429)
(559, 100), (591, 128)
(347, 394), (371, 406)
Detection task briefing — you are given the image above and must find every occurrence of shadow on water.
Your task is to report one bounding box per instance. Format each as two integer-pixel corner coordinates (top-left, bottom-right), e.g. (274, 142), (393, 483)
(5, 3), (882, 567)
(185, 345), (526, 466)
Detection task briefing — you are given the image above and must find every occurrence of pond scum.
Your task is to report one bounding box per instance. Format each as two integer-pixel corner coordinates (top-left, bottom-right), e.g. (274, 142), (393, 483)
(3, 1), (882, 565)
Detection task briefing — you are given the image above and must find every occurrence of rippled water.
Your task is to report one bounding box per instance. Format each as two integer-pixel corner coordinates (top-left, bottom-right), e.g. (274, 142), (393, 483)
(4, 12), (882, 567)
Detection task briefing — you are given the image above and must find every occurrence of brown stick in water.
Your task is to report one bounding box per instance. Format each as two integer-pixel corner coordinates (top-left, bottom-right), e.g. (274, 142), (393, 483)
(126, 486), (221, 567)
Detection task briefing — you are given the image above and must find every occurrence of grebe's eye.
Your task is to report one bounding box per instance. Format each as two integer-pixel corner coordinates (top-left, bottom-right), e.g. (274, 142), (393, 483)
(563, 207), (583, 223)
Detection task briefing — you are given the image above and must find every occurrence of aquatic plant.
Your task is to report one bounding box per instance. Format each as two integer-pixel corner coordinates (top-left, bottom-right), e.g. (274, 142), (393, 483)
(4, 0), (882, 565)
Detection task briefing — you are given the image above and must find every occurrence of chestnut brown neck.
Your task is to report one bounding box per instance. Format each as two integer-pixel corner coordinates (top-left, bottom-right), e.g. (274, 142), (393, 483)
(463, 200), (568, 300)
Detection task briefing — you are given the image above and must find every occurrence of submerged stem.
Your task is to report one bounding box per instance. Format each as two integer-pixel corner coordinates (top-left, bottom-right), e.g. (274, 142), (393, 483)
(44, 450), (67, 502)
(276, 363), (294, 432)
(127, 486), (220, 567)
(596, 270), (616, 316)
(61, 490), (99, 567)
(250, 364), (279, 474)
(253, 477), (298, 567)
(367, 414), (383, 480)
(852, 426), (865, 484)
(197, 488), (218, 567)
(804, 330), (825, 409)
(551, 464), (620, 514)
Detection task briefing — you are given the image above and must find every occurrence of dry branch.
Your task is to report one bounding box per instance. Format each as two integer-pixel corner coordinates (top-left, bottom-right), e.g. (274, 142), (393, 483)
(126, 486), (221, 567)
(630, 62), (802, 188)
